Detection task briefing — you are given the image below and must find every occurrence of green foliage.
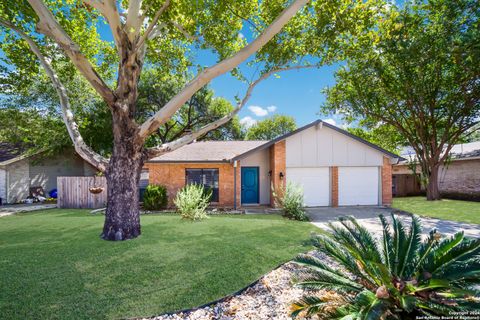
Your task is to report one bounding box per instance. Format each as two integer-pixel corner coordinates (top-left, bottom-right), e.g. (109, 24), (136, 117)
(142, 185), (168, 211)
(321, 0), (480, 193)
(273, 182), (308, 221)
(292, 214), (480, 319)
(245, 115), (297, 140)
(347, 126), (407, 154)
(0, 209), (317, 319)
(174, 184), (210, 221)
(138, 69), (244, 146)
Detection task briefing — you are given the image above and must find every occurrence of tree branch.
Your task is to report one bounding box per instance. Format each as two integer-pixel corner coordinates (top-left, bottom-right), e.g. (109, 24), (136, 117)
(0, 19), (109, 172)
(171, 21), (197, 42)
(137, 0), (310, 140)
(27, 0), (115, 105)
(136, 0), (170, 49)
(146, 65), (314, 159)
(83, 0), (122, 51)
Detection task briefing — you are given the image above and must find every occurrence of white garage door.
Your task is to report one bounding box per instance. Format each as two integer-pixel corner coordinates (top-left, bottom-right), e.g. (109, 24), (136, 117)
(339, 167), (379, 206)
(287, 167), (330, 206)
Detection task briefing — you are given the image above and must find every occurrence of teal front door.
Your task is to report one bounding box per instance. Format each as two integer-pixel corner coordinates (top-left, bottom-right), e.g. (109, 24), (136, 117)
(241, 167), (259, 204)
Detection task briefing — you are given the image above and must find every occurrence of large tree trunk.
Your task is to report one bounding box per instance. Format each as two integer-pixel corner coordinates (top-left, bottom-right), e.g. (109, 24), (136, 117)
(426, 164), (441, 201)
(101, 109), (145, 241)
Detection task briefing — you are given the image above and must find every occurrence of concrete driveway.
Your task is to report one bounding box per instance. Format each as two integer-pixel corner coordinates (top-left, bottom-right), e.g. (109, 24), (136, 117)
(307, 206), (480, 239)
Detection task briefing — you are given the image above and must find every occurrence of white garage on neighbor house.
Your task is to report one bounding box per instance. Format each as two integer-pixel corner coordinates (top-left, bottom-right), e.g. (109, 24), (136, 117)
(145, 119), (403, 208)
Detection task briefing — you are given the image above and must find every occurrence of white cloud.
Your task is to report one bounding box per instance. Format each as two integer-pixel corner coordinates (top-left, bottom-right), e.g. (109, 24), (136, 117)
(248, 105), (269, 117)
(323, 118), (337, 126)
(267, 105), (277, 113)
(240, 116), (257, 128)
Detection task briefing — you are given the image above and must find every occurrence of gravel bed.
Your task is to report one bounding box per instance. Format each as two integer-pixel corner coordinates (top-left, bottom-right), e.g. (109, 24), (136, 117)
(146, 252), (330, 320)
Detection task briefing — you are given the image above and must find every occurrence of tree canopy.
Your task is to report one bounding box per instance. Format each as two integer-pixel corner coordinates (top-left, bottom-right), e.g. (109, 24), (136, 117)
(245, 114), (296, 140)
(322, 0), (480, 200)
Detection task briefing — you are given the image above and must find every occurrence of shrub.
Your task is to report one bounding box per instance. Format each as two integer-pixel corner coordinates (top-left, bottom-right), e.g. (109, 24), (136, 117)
(292, 214), (480, 319)
(272, 182), (308, 221)
(142, 184), (168, 210)
(174, 184), (210, 221)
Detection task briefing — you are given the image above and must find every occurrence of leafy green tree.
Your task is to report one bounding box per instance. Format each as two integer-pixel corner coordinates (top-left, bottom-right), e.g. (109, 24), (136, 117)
(0, 0), (384, 240)
(347, 125), (407, 154)
(322, 0), (480, 200)
(245, 114), (296, 140)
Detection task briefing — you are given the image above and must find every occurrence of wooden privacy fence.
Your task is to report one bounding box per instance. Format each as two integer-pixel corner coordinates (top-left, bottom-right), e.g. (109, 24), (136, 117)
(57, 176), (107, 209)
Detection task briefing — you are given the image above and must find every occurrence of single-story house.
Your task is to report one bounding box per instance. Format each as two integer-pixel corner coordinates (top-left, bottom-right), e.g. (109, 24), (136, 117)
(393, 141), (480, 200)
(0, 144), (97, 204)
(144, 120), (403, 208)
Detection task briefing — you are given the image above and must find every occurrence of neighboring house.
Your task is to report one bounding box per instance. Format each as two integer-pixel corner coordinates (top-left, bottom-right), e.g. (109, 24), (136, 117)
(0, 144), (97, 204)
(393, 141), (480, 200)
(145, 120), (402, 208)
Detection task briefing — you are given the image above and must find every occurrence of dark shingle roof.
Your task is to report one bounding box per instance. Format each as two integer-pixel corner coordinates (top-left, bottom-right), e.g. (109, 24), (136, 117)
(0, 142), (24, 162)
(148, 140), (268, 162)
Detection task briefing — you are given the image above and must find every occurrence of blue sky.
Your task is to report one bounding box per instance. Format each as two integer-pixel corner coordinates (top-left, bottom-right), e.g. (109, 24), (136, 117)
(97, 22), (343, 129)
(0, 16), (343, 129)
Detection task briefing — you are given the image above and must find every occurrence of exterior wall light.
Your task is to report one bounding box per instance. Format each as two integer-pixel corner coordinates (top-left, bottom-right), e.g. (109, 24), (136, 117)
(279, 172), (284, 180)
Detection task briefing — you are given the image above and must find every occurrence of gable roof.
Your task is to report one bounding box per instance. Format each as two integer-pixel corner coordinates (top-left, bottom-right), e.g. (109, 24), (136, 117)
(232, 119), (404, 161)
(449, 141), (480, 160)
(148, 140), (268, 163)
(400, 141), (480, 163)
(147, 120), (404, 163)
(0, 142), (25, 163)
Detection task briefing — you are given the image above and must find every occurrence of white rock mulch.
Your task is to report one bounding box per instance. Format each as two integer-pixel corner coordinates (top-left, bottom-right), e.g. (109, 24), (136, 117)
(147, 261), (315, 320)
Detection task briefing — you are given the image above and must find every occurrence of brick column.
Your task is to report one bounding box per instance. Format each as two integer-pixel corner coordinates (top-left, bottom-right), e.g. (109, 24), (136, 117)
(331, 166), (338, 207)
(269, 141), (286, 207)
(382, 156), (393, 206)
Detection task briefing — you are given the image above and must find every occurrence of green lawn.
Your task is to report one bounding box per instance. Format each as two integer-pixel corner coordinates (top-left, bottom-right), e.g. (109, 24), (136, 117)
(392, 196), (480, 224)
(0, 210), (316, 319)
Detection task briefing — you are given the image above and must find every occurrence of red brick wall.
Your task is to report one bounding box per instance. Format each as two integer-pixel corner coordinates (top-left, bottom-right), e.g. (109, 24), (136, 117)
(269, 141), (286, 207)
(382, 156), (393, 206)
(331, 166), (338, 207)
(144, 162), (239, 208)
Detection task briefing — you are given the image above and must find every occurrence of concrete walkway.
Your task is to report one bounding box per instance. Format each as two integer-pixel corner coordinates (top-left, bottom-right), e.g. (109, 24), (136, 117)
(0, 203), (57, 217)
(307, 206), (480, 239)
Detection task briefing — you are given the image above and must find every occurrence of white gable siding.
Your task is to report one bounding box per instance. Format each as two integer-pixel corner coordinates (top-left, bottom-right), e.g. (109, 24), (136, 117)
(286, 125), (384, 167)
(0, 169), (6, 203)
(240, 148), (271, 205)
(7, 159), (30, 203)
(29, 154), (86, 194)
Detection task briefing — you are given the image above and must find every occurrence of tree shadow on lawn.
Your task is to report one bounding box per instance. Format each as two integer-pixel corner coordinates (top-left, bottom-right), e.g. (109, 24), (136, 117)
(0, 213), (315, 319)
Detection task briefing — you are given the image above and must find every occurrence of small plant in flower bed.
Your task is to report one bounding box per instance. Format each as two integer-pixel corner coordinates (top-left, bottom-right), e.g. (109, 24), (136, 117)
(273, 181), (309, 221)
(174, 184), (210, 221)
(292, 214), (480, 319)
(143, 184), (168, 210)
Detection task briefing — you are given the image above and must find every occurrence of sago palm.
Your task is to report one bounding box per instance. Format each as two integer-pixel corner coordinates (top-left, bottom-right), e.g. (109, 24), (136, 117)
(291, 214), (480, 319)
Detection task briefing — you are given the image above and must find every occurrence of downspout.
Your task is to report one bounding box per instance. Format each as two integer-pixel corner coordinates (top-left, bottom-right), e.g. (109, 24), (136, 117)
(233, 160), (238, 210)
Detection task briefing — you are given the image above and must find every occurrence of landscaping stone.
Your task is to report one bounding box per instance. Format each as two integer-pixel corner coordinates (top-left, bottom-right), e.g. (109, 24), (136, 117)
(148, 257), (321, 320)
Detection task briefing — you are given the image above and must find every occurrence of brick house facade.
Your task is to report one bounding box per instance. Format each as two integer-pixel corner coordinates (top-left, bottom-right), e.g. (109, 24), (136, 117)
(145, 120), (401, 208)
(392, 141), (480, 201)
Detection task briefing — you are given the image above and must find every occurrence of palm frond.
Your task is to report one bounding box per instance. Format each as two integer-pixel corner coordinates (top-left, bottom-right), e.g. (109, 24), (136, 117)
(379, 214), (393, 272)
(296, 269), (364, 293)
(399, 215), (422, 278)
(315, 234), (379, 289)
(291, 295), (328, 318)
(431, 238), (480, 276)
(294, 254), (343, 275)
(391, 213), (407, 275)
(342, 216), (383, 263)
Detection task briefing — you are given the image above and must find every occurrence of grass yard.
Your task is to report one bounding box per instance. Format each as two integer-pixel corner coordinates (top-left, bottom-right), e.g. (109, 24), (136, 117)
(393, 196), (480, 224)
(0, 210), (317, 319)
